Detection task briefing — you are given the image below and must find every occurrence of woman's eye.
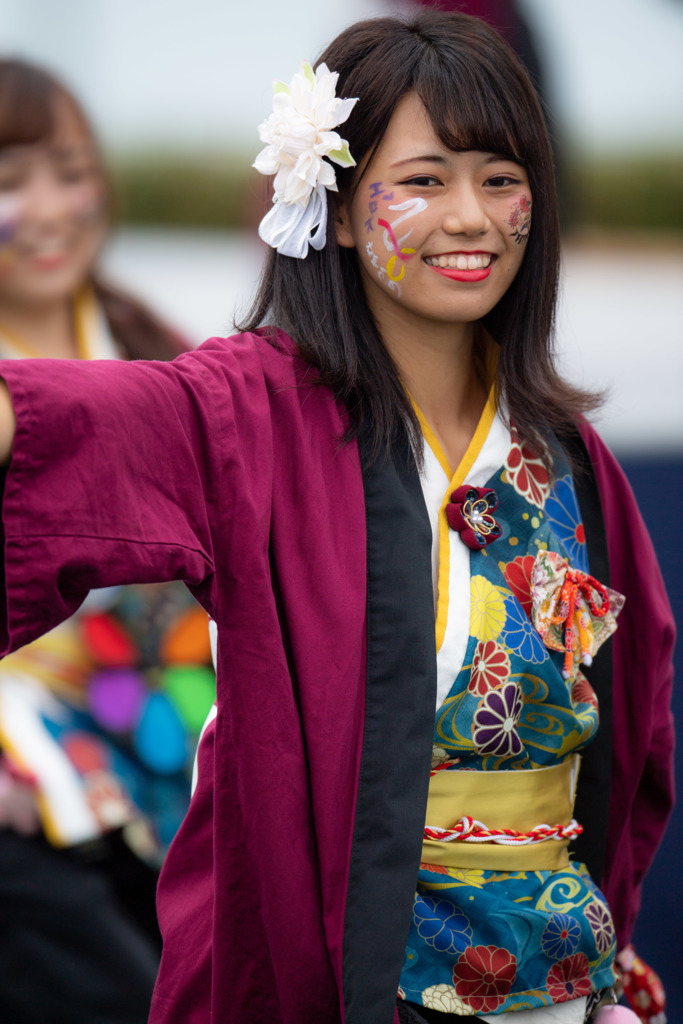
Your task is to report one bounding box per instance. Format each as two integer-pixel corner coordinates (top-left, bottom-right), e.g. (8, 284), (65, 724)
(486, 174), (520, 188)
(403, 175), (440, 187)
(59, 166), (93, 184)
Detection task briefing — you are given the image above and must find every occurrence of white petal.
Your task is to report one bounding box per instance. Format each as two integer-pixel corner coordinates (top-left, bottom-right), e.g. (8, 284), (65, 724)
(295, 151), (323, 188)
(314, 131), (342, 156)
(284, 171), (314, 205)
(331, 96), (358, 126)
(253, 147), (279, 175)
(315, 161), (337, 189)
(272, 92), (293, 116)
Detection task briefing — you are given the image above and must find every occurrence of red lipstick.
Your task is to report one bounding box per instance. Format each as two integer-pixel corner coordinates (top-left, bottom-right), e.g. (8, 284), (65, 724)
(428, 264), (492, 282)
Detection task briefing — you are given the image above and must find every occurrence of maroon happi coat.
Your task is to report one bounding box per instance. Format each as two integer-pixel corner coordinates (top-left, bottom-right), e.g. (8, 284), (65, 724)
(0, 330), (674, 1024)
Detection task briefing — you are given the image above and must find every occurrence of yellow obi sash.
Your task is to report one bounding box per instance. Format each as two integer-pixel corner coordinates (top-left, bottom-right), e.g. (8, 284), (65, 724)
(422, 756), (580, 872)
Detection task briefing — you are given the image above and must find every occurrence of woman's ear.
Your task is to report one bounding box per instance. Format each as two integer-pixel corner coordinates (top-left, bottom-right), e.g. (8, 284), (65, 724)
(334, 198), (356, 249)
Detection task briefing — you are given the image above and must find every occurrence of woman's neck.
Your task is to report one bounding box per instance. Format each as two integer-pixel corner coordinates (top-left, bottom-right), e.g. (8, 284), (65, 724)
(0, 296), (80, 359)
(384, 320), (489, 474)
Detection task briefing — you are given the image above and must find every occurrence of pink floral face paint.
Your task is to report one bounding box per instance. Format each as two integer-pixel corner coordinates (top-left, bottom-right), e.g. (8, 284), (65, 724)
(68, 180), (104, 226)
(507, 195), (531, 245)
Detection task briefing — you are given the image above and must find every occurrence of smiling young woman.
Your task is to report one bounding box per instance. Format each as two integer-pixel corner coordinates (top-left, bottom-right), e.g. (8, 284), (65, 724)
(333, 92), (532, 470)
(0, 60), (213, 1024)
(0, 100), (105, 338)
(335, 96), (531, 329)
(0, 13), (673, 1024)
(0, 60), (184, 361)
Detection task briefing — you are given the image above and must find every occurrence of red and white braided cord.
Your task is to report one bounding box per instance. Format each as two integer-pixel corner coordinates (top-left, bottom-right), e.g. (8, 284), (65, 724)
(424, 817), (583, 846)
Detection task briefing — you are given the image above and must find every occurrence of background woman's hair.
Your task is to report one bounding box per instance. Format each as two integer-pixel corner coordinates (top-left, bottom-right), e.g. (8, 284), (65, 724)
(241, 10), (601, 465)
(0, 58), (183, 361)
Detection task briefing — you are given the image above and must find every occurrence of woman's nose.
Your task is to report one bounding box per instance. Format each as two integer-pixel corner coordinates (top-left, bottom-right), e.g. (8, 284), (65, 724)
(442, 186), (491, 236)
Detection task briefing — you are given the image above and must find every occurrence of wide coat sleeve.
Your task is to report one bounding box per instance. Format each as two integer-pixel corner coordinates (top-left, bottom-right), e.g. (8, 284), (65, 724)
(0, 335), (272, 655)
(580, 422), (676, 947)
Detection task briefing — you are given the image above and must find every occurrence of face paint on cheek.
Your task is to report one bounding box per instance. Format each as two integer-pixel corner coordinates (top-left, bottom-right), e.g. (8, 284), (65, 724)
(363, 186), (428, 295)
(377, 197), (427, 283)
(0, 194), (21, 242)
(0, 194), (22, 273)
(363, 183), (401, 293)
(68, 181), (105, 226)
(365, 181), (394, 234)
(365, 240), (401, 297)
(507, 195), (532, 245)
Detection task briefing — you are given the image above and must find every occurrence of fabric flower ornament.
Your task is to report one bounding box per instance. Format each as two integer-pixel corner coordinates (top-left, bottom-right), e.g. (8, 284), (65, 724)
(446, 486), (502, 549)
(531, 550), (625, 679)
(254, 61), (358, 258)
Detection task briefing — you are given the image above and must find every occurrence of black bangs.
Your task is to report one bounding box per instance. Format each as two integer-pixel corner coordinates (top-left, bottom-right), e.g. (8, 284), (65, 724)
(416, 70), (526, 165)
(411, 28), (541, 167)
(319, 11), (546, 201)
(0, 61), (56, 149)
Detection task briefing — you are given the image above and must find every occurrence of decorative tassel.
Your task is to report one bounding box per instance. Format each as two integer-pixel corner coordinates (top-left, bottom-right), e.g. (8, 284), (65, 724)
(549, 568), (611, 678)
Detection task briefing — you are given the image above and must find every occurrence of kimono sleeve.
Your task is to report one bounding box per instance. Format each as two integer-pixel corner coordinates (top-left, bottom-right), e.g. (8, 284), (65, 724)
(580, 422), (676, 946)
(0, 348), (232, 655)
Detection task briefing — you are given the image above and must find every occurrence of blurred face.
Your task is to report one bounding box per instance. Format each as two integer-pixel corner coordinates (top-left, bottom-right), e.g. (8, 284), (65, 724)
(0, 95), (106, 312)
(336, 92), (532, 340)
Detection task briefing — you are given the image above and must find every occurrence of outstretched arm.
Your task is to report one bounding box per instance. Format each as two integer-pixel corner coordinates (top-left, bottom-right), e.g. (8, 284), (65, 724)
(0, 351), (227, 654)
(0, 381), (16, 465)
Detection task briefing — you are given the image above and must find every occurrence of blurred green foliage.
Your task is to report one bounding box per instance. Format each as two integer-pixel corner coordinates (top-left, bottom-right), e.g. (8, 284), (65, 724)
(566, 154), (683, 232)
(110, 151), (262, 230)
(111, 150), (683, 233)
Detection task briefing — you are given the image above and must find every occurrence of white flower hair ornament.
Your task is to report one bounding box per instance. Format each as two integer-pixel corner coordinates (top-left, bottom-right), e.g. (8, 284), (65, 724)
(253, 61), (358, 259)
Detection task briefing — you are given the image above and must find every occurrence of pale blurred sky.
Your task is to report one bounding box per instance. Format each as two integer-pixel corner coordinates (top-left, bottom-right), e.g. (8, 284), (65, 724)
(1, 0), (681, 154)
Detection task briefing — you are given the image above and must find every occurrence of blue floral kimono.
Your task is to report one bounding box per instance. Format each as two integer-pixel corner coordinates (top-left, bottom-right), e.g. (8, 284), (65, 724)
(398, 399), (618, 1016)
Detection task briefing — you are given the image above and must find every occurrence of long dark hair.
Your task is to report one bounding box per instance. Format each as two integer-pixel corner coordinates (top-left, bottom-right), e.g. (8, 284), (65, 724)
(242, 10), (600, 465)
(0, 58), (183, 361)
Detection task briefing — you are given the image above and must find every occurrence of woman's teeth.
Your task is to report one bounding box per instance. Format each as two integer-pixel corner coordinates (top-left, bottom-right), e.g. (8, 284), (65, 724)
(425, 253), (492, 270)
(30, 239), (68, 257)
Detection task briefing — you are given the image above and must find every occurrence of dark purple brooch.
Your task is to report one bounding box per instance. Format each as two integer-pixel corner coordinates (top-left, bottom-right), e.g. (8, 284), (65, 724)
(446, 486), (502, 550)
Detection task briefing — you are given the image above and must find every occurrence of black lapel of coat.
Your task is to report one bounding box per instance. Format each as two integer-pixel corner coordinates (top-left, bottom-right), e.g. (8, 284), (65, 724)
(564, 430), (613, 886)
(342, 426), (436, 1024)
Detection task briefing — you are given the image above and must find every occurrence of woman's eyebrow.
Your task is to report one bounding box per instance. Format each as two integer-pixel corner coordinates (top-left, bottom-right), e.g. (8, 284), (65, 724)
(389, 152), (524, 170)
(389, 154), (449, 169)
(49, 144), (97, 160)
(485, 152), (524, 166)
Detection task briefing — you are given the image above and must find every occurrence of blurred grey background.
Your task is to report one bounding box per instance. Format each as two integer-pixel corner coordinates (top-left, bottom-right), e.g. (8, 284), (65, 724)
(2, 0), (681, 1015)
(2, 0), (681, 451)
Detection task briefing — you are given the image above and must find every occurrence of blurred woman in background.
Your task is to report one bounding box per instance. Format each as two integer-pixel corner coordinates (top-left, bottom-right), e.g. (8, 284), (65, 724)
(0, 59), (215, 1024)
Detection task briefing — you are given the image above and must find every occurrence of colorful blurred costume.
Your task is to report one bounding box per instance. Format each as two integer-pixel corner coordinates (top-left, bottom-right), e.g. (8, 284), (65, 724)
(0, 289), (215, 857)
